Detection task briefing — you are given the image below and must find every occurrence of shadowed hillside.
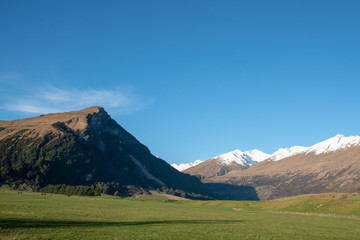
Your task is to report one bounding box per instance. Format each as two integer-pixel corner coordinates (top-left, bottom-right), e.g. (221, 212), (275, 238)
(0, 107), (209, 196)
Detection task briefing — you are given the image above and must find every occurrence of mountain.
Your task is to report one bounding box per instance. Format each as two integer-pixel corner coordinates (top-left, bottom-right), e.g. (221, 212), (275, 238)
(171, 160), (203, 171)
(182, 134), (360, 178)
(202, 135), (360, 200)
(212, 149), (270, 166)
(269, 146), (307, 161)
(269, 134), (360, 161)
(183, 149), (270, 179)
(0, 106), (208, 196)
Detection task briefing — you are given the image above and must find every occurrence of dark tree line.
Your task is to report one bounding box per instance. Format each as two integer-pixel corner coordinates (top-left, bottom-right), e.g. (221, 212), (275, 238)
(41, 182), (126, 196)
(158, 186), (213, 200)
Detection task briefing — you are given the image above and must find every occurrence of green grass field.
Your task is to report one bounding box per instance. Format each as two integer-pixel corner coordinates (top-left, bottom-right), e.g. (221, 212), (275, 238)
(0, 191), (359, 239)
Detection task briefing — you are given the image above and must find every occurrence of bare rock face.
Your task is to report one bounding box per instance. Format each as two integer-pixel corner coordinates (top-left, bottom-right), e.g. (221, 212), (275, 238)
(0, 107), (208, 196)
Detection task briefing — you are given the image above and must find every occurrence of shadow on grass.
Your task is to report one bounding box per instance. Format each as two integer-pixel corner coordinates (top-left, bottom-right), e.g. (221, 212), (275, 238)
(0, 219), (246, 229)
(205, 183), (260, 200)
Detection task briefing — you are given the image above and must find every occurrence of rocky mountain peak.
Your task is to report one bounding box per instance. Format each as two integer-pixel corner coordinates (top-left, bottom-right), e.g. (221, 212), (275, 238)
(0, 107), (209, 197)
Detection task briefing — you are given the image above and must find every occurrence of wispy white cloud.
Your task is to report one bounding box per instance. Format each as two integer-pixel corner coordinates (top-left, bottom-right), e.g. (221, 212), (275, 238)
(2, 87), (148, 115)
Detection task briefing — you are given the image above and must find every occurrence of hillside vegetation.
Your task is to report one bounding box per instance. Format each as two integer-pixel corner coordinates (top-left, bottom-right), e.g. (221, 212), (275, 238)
(0, 107), (209, 197)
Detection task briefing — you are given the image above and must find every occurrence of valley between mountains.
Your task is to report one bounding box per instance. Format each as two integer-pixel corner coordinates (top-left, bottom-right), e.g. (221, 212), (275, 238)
(1, 106), (359, 201)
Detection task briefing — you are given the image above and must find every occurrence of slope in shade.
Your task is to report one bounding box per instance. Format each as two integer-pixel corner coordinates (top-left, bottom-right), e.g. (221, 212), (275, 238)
(0, 107), (208, 196)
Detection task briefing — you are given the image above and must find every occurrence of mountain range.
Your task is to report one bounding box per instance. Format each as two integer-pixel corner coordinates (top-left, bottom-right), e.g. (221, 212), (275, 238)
(174, 134), (360, 172)
(1, 106), (359, 201)
(171, 149), (271, 172)
(175, 134), (360, 200)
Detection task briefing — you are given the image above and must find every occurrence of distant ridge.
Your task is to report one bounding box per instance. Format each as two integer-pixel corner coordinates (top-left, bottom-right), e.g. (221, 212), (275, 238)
(177, 134), (360, 173)
(182, 149), (270, 178)
(171, 160), (203, 171)
(180, 134), (360, 200)
(269, 134), (360, 161)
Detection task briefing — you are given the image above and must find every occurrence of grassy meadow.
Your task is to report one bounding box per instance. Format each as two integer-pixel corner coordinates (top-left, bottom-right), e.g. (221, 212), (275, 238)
(0, 191), (359, 240)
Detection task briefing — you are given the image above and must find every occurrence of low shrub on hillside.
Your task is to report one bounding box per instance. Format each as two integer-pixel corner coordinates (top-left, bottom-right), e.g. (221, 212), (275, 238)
(41, 184), (98, 196)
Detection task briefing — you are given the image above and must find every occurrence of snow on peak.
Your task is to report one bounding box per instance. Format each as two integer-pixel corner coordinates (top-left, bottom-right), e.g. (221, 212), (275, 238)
(171, 149), (270, 171)
(308, 134), (360, 155)
(244, 149), (272, 163)
(171, 134), (360, 171)
(215, 149), (270, 167)
(270, 134), (360, 161)
(270, 146), (307, 161)
(171, 160), (203, 172)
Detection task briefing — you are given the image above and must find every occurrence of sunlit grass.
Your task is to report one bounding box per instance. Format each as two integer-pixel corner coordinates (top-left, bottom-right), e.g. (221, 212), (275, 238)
(181, 192), (360, 217)
(0, 191), (359, 239)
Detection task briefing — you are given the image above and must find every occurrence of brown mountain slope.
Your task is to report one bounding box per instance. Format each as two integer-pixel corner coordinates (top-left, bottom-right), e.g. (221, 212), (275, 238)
(205, 147), (360, 200)
(183, 157), (247, 179)
(0, 107), (209, 196)
(0, 106), (99, 140)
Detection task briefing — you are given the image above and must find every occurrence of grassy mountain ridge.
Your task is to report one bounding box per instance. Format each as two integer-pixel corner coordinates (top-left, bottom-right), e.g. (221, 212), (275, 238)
(0, 107), (208, 196)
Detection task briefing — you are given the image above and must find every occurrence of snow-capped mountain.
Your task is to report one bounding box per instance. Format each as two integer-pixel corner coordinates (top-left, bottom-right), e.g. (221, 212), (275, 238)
(171, 160), (203, 171)
(208, 134), (360, 200)
(215, 134), (360, 164)
(270, 146), (308, 161)
(171, 150), (269, 172)
(172, 134), (360, 172)
(270, 134), (360, 161)
(215, 149), (270, 166)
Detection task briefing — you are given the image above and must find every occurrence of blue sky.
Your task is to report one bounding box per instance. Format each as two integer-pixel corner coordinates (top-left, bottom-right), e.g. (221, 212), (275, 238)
(1, 1), (360, 164)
